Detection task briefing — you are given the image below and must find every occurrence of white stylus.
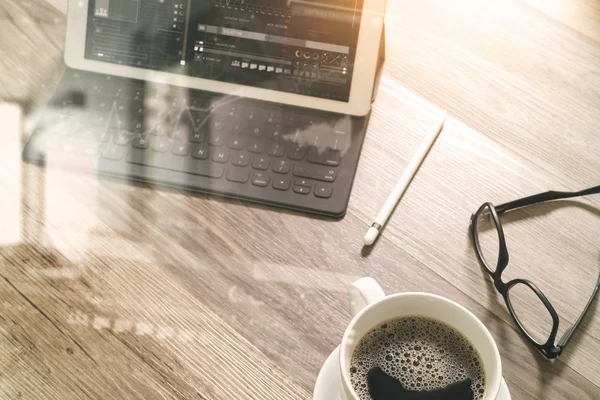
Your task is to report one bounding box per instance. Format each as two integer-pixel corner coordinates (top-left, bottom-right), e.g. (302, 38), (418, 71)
(363, 111), (447, 246)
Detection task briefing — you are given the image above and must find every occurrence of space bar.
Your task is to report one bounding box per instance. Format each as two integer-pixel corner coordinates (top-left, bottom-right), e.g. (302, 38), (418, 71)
(126, 149), (224, 178)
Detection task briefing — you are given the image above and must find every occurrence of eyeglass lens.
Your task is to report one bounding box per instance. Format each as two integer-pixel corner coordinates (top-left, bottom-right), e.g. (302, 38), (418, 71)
(508, 282), (554, 345)
(474, 205), (500, 273)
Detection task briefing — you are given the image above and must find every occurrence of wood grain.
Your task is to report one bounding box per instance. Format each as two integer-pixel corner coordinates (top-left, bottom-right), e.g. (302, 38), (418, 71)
(1, 0), (600, 399)
(522, 0), (600, 42)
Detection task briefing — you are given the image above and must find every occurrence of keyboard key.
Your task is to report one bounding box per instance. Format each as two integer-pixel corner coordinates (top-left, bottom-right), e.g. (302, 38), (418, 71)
(282, 113), (304, 127)
(248, 124), (263, 137)
(116, 100), (142, 119)
(192, 143), (209, 159)
(130, 120), (144, 133)
(114, 131), (133, 146)
(117, 98), (135, 112)
(132, 136), (150, 149)
(243, 109), (262, 122)
(153, 137), (172, 153)
(293, 166), (336, 182)
(56, 101), (81, 117)
(209, 134), (224, 146)
(89, 96), (112, 112)
(252, 156), (270, 170)
(273, 177), (291, 191)
(114, 87), (127, 99)
(151, 124), (169, 136)
(72, 125), (102, 141)
(113, 118), (140, 133)
(132, 105), (144, 120)
(172, 140), (190, 156)
(127, 149), (224, 179)
(60, 71), (86, 93)
(153, 109), (177, 125)
(333, 117), (352, 135)
(48, 113), (77, 128)
(90, 82), (105, 95)
(229, 121), (245, 136)
(240, 108), (256, 122)
(295, 179), (311, 187)
(209, 116), (229, 132)
(97, 130), (110, 142)
(273, 159), (291, 174)
(293, 185), (311, 195)
(248, 140), (264, 153)
(170, 126), (189, 140)
(251, 172), (270, 187)
(287, 146), (306, 160)
(268, 125), (285, 141)
(267, 142), (284, 157)
(99, 76), (123, 95)
(131, 89), (143, 101)
(331, 137), (349, 152)
(174, 113), (206, 139)
(315, 184), (333, 199)
(231, 152), (250, 167)
(308, 148), (341, 166)
(53, 138), (95, 157)
(227, 168), (249, 183)
(227, 137), (244, 150)
(59, 141), (79, 155)
(81, 141), (100, 156)
(189, 95), (213, 110)
(211, 149), (230, 163)
(218, 104), (239, 118)
(60, 139), (99, 157)
(167, 97), (183, 110)
(92, 114), (108, 126)
(101, 145), (125, 161)
(266, 111), (282, 125)
(305, 116), (328, 127)
(109, 116), (126, 130)
(189, 110), (210, 127)
(189, 129), (206, 143)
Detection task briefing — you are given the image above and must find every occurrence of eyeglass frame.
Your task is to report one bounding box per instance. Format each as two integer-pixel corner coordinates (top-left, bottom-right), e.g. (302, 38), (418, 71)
(470, 185), (600, 359)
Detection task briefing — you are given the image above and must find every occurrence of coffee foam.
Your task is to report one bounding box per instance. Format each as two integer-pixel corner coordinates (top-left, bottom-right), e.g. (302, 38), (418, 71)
(350, 316), (486, 400)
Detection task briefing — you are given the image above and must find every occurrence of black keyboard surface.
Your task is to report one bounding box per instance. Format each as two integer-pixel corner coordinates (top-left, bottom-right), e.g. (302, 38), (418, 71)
(23, 69), (370, 217)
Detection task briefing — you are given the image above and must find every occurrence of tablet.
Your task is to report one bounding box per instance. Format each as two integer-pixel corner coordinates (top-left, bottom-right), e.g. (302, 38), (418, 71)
(64, 0), (386, 116)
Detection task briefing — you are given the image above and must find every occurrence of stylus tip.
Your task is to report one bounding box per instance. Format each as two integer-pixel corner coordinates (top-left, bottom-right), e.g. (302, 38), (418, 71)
(363, 227), (379, 246)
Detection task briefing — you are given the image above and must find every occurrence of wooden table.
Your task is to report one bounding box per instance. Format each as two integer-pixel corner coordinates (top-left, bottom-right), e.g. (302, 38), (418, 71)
(1, 0), (600, 399)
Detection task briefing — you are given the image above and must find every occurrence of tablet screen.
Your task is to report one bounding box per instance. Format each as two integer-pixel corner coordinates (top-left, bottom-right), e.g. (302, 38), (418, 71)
(85, 0), (364, 102)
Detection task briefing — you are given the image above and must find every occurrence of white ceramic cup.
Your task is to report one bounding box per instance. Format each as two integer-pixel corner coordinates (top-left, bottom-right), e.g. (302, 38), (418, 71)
(339, 278), (508, 400)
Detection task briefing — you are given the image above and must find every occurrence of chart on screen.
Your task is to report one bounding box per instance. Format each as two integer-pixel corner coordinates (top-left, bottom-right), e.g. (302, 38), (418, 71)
(94, 0), (141, 23)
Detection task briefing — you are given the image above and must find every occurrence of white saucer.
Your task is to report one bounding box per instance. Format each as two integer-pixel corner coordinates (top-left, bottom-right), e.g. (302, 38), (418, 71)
(313, 346), (511, 400)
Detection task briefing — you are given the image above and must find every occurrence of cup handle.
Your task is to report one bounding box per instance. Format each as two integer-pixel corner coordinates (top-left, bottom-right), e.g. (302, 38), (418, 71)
(348, 277), (386, 317)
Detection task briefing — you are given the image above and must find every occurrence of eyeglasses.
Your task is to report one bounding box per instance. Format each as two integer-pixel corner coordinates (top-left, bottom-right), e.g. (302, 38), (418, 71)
(470, 185), (600, 359)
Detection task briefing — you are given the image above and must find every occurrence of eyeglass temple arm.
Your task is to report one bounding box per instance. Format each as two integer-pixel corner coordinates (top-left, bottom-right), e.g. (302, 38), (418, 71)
(495, 185), (600, 214)
(557, 272), (600, 349)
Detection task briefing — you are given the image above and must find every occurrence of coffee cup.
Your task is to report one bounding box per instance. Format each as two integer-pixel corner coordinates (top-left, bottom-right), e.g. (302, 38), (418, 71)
(338, 277), (509, 400)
